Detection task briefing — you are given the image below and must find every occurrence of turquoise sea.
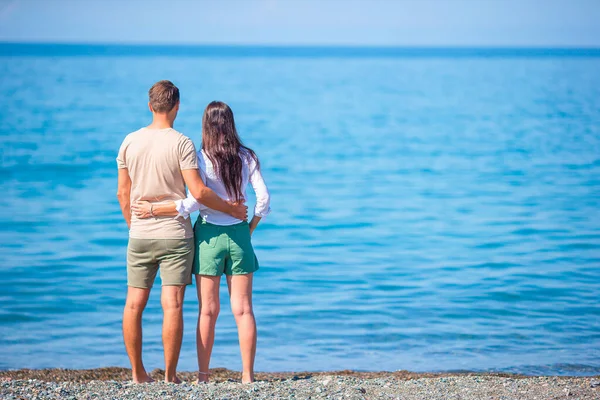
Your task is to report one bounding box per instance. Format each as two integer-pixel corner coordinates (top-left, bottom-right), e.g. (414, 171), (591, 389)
(1, 44), (599, 375)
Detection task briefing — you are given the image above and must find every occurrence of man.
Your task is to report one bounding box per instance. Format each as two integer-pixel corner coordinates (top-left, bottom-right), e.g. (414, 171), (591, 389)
(116, 80), (247, 383)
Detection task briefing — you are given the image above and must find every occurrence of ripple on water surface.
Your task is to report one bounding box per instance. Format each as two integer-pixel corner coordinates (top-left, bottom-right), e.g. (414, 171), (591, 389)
(0, 53), (599, 375)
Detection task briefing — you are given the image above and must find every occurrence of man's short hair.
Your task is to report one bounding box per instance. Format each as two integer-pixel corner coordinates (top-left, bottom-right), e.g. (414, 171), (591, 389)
(148, 80), (180, 113)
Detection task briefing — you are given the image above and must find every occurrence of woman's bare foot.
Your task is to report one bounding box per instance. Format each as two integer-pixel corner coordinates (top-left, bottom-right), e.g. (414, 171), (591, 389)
(195, 371), (209, 384)
(132, 373), (154, 384)
(164, 375), (182, 384)
(241, 372), (254, 384)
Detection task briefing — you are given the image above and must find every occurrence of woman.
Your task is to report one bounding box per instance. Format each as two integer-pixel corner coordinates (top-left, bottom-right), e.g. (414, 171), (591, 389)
(131, 101), (271, 384)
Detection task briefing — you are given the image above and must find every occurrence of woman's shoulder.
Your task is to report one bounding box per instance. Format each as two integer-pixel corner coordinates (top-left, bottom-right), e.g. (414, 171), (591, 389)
(239, 148), (258, 163)
(198, 149), (208, 168)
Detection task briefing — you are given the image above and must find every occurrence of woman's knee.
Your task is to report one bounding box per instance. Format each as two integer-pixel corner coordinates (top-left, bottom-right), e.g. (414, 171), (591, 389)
(200, 301), (220, 318)
(231, 301), (253, 319)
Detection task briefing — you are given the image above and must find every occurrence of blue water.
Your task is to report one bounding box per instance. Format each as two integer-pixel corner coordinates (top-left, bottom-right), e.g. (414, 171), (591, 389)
(1, 45), (599, 376)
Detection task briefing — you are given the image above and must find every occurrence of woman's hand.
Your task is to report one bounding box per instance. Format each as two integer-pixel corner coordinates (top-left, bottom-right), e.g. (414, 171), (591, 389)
(131, 200), (153, 219)
(249, 215), (261, 236)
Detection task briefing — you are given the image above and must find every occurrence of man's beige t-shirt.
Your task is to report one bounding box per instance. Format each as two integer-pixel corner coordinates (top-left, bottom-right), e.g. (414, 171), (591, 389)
(117, 127), (198, 239)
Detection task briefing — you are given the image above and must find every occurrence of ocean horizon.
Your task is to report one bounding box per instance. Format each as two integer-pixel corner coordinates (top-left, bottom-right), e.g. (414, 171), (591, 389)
(2, 42), (600, 58)
(1, 42), (599, 376)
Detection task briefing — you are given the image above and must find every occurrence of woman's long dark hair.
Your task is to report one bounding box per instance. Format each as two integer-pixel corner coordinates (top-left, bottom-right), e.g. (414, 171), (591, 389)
(202, 101), (259, 202)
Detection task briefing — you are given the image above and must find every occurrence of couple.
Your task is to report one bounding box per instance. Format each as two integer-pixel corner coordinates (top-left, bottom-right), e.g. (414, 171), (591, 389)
(116, 80), (270, 384)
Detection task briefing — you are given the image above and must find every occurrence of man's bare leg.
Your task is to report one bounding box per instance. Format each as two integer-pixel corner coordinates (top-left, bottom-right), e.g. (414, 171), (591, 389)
(227, 273), (256, 384)
(162, 285), (186, 383)
(196, 275), (221, 383)
(123, 286), (153, 383)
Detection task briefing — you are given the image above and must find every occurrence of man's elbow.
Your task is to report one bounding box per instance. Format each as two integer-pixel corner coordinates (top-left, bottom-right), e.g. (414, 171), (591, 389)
(116, 190), (129, 200)
(192, 187), (210, 203)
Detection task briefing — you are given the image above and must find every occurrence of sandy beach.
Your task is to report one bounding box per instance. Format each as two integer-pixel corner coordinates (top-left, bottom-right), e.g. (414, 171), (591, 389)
(1, 368), (599, 399)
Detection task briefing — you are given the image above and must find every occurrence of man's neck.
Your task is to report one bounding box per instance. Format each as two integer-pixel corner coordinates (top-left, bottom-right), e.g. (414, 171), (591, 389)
(147, 114), (174, 130)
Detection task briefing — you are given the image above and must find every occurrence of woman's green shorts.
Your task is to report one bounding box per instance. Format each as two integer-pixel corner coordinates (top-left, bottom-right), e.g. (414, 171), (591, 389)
(193, 218), (259, 276)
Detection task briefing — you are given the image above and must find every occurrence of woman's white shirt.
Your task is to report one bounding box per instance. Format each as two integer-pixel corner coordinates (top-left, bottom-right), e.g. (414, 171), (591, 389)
(175, 149), (271, 226)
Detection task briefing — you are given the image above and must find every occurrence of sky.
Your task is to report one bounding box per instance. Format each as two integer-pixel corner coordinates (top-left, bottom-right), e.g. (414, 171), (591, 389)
(0, 0), (599, 47)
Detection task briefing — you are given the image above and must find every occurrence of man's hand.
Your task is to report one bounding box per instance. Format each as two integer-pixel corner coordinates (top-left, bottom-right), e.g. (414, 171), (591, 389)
(229, 202), (248, 221)
(117, 169), (132, 228)
(131, 201), (153, 219)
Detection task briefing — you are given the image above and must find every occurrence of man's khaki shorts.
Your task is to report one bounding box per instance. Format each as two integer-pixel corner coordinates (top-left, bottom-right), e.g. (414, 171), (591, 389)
(127, 238), (194, 289)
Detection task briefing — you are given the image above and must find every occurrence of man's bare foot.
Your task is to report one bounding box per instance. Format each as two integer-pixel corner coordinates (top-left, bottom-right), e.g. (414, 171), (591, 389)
(132, 373), (154, 384)
(165, 375), (182, 384)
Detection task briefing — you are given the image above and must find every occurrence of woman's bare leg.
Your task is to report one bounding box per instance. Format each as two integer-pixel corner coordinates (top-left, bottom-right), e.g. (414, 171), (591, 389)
(227, 273), (256, 383)
(196, 275), (221, 382)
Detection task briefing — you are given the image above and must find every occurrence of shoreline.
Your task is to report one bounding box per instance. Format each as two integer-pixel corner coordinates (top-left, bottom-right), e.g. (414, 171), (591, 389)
(1, 367), (599, 382)
(2, 368), (599, 400)
(0, 367), (534, 382)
